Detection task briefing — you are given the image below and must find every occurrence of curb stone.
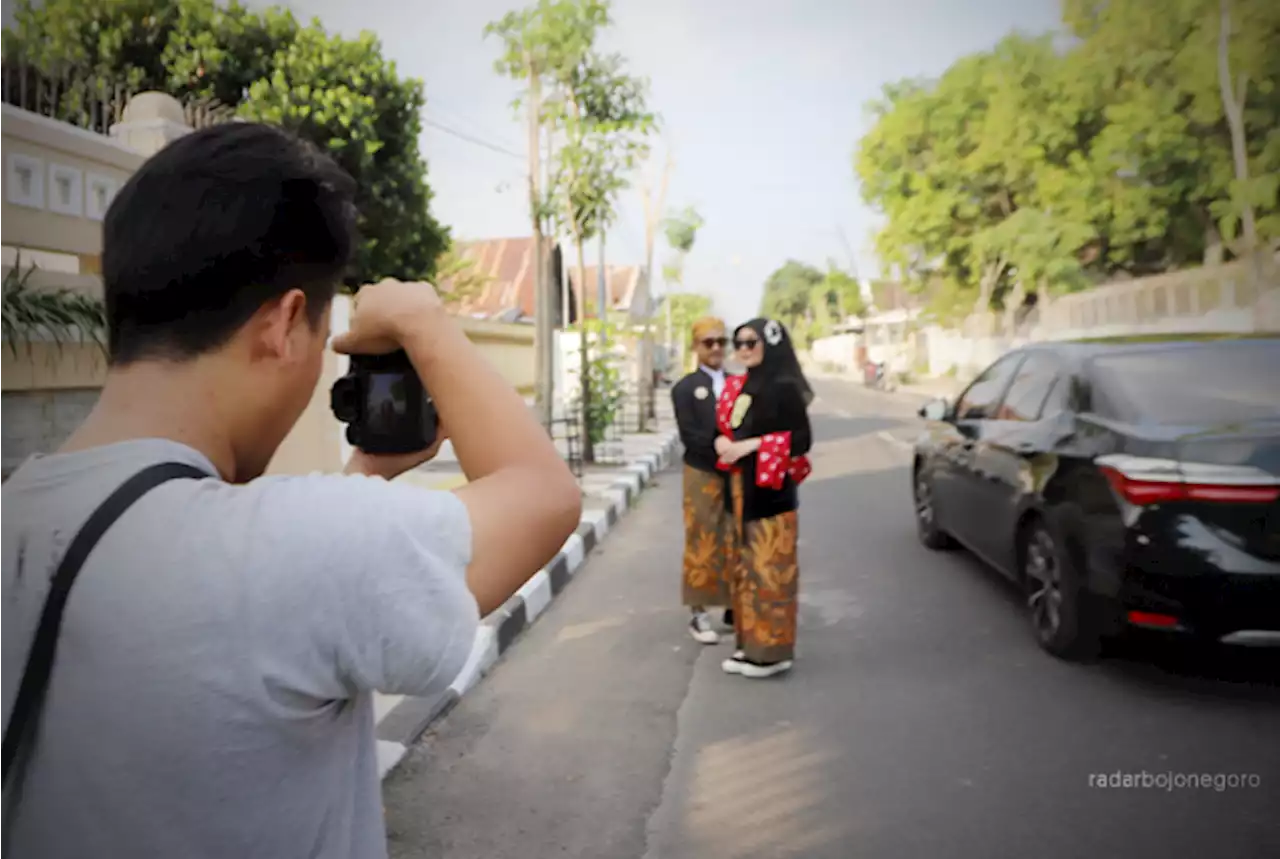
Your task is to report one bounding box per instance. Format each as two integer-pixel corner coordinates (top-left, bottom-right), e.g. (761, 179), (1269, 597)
(375, 427), (681, 779)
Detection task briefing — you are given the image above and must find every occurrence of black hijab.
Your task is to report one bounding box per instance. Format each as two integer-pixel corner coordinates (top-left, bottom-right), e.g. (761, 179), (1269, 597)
(735, 317), (814, 406)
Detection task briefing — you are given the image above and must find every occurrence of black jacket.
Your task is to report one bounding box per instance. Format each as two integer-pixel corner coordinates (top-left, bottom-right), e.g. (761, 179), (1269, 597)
(732, 379), (812, 522)
(672, 369), (728, 473)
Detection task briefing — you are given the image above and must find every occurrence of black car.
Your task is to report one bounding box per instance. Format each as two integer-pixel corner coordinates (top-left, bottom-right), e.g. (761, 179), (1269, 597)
(911, 336), (1280, 660)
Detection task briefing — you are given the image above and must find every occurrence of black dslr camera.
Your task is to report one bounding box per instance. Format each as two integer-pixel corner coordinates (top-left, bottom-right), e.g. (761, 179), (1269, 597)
(330, 350), (440, 455)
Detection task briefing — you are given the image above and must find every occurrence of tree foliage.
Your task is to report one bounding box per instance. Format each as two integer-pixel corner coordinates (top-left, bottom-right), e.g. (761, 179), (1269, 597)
(856, 0), (1280, 319)
(486, 0), (654, 460)
(820, 264), (867, 320)
(435, 244), (494, 309)
(664, 206), (704, 255)
(662, 205), (703, 287)
(3, 0), (448, 284)
(759, 260), (823, 345)
(756, 260), (866, 346)
(663, 292), (713, 370)
(547, 50), (656, 247)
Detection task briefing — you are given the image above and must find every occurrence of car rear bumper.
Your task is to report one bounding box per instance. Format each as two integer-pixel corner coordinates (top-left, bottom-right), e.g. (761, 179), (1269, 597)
(1118, 568), (1280, 640)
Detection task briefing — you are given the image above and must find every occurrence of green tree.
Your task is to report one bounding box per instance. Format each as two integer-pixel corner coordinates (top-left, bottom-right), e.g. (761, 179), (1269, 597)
(485, 0), (613, 426)
(662, 292), (712, 372)
(236, 24), (447, 283)
(549, 49), (654, 461)
(3, 0), (448, 284)
(759, 260), (824, 343)
(660, 202), (705, 355)
(856, 2), (1280, 322)
(820, 264), (866, 321)
(662, 204), (704, 285)
(488, 0), (654, 462)
(857, 35), (1099, 317)
(1064, 0), (1280, 258)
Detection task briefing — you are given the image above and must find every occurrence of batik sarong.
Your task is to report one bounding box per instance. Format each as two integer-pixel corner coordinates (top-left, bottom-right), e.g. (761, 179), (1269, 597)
(682, 465), (733, 606)
(730, 471), (799, 663)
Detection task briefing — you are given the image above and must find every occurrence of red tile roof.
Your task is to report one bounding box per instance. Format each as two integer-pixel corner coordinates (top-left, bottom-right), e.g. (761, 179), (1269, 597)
(436, 237), (641, 321)
(439, 237), (538, 318)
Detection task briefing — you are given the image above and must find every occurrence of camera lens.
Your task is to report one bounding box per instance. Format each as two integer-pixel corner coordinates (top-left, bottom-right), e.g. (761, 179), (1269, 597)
(330, 376), (361, 424)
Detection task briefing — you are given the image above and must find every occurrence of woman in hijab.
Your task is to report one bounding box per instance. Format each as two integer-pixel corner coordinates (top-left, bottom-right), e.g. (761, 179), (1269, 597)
(713, 318), (813, 678)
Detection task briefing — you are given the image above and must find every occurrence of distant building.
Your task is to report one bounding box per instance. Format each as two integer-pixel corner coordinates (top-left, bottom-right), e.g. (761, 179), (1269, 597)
(565, 264), (644, 321)
(437, 236), (574, 325)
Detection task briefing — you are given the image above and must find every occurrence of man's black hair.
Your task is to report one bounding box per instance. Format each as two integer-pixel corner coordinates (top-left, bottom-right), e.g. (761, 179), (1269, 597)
(102, 122), (358, 364)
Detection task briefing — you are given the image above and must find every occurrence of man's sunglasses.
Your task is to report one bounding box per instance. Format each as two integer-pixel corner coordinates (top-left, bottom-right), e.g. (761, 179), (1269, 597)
(733, 336), (760, 350)
(698, 336), (728, 348)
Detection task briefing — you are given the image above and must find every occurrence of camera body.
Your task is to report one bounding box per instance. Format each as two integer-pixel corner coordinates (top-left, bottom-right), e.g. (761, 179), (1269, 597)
(330, 349), (439, 455)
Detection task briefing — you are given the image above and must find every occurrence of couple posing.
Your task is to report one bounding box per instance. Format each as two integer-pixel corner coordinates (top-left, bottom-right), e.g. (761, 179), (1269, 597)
(670, 316), (813, 679)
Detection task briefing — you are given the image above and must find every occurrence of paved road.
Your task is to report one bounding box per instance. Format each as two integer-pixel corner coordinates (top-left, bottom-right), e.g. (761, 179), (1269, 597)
(383, 378), (1280, 859)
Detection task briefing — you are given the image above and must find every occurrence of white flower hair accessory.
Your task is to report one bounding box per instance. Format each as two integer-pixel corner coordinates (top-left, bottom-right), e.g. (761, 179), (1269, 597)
(763, 319), (784, 346)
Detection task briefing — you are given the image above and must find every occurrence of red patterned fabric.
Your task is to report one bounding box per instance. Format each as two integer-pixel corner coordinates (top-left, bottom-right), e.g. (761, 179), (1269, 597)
(714, 376), (811, 486)
(755, 431), (812, 489)
(715, 374), (746, 438)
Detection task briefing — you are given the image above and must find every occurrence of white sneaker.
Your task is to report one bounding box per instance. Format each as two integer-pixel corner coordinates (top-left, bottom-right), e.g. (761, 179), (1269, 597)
(739, 660), (793, 679)
(721, 651), (747, 674)
(689, 612), (719, 644)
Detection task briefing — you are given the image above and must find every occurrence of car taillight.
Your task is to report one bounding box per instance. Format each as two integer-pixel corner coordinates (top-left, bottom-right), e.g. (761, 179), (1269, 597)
(1098, 457), (1280, 506)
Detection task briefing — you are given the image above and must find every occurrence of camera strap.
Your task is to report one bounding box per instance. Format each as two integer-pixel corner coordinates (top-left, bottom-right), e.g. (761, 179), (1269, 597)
(2, 461), (212, 787)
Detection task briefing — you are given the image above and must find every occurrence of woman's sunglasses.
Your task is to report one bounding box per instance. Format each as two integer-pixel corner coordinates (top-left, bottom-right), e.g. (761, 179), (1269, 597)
(734, 336), (760, 351)
(698, 336), (728, 349)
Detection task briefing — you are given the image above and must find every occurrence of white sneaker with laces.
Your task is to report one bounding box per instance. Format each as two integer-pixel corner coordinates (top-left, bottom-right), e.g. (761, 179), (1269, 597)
(689, 612), (719, 644)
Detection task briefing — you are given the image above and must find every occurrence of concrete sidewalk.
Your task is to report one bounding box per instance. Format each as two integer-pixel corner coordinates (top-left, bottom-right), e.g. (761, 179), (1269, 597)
(374, 398), (682, 779)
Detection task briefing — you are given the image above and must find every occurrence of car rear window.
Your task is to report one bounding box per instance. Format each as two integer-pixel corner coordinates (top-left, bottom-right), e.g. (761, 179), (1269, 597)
(1088, 339), (1280, 424)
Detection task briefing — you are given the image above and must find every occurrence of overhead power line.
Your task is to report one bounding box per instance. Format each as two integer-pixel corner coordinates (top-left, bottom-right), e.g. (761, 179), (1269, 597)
(422, 117), (525, 161)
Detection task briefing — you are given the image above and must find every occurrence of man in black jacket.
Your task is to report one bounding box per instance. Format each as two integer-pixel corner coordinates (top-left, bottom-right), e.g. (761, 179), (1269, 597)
(670, 317), (736, 644)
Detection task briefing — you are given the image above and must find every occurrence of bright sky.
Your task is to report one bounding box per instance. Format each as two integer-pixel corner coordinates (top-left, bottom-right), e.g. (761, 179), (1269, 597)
(6, 0), (1065, 323)
(288, 0), (1066, 323)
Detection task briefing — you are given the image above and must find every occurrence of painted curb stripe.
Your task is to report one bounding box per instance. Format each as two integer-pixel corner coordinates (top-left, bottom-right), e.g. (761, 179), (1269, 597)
(375, 426), (681, 776)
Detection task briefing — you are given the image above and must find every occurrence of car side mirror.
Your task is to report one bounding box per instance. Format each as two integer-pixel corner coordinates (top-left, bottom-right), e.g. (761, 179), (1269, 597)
(918, 398), (950, 422)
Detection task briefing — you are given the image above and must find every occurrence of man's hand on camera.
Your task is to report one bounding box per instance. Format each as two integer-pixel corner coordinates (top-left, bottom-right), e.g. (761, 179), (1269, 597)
(331, 278), (446, 356)
(343, 430), (449, 481)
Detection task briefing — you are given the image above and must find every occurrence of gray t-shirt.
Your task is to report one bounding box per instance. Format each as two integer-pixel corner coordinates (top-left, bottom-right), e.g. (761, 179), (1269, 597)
(1, 439), (479, 859)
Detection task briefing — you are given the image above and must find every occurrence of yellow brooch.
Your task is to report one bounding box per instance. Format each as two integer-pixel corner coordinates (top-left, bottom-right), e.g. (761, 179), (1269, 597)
(730, 394), (752, 429)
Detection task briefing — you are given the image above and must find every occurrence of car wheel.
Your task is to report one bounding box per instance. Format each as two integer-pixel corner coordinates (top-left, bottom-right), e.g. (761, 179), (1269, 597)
(1021, 518), (1100, 661)
(913, 467), (955, 550)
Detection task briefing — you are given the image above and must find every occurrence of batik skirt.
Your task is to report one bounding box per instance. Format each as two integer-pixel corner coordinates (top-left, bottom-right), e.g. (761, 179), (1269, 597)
(729, 471), (799, 663)
(681, 465), (734, 607)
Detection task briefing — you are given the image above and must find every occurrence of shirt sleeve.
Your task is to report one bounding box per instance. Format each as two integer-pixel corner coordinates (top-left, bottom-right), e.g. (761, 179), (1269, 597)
(257, 473), (480, 701)
(756, 432), (793, 489)
(334, 477), (479, 697)
(779, 382), (813, 457)
(752, 384), (813, 489)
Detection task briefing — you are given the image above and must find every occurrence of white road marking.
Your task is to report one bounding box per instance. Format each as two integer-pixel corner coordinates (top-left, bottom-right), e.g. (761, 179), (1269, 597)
(833, 408), (852, 419)
(877, 430), (913, 452)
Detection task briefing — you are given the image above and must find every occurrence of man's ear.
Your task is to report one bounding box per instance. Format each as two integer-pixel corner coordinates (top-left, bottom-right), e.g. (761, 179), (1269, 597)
(250, 289), (310, 360)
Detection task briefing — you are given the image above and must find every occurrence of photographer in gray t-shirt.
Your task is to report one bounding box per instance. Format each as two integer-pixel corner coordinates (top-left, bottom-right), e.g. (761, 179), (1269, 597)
(0, 122), (582, 859)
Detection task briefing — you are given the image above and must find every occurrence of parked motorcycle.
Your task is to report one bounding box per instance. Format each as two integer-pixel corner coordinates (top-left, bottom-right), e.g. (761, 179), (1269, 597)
(864, 360), (896, 392)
